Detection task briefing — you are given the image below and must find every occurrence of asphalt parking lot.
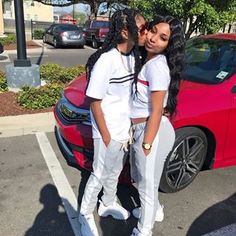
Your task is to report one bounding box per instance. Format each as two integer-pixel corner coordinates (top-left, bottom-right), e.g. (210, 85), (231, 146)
(0, 131), (236, 236)
(0, 41), (95, 72)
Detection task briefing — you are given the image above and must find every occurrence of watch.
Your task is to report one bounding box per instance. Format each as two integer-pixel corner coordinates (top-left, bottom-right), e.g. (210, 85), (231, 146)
(142, 143), (152, 150)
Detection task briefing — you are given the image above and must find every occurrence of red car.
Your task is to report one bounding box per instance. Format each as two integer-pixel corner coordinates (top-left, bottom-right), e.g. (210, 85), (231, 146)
(54, 33), (236, 193)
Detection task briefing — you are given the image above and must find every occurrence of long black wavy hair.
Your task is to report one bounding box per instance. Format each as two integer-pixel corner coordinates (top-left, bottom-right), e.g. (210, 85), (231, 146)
(85, 8), (142, 86)
(148, 15), (185, 116)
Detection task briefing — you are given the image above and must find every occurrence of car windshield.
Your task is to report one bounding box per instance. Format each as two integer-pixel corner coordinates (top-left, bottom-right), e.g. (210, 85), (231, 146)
(91, 21), (110, 28)
(57, 25), (79, 31)
(184, 37), (236, 84)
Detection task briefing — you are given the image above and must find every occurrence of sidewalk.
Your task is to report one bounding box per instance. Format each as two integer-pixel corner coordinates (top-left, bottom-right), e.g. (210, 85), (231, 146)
(4, 40), (50, 54)
(0, 112), (55, 138)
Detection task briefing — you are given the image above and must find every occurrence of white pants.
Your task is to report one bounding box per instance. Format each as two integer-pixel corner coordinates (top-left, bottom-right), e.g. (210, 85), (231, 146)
(130, 116), (175, 235)
(80, 138), (127, 215)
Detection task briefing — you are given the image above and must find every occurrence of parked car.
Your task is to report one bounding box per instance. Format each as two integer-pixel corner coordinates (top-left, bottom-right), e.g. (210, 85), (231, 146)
(54, 33), (236, 193)
(0, 42), (3, 54)
(83, 20), (110, 48)
(43, 23), (85, 48)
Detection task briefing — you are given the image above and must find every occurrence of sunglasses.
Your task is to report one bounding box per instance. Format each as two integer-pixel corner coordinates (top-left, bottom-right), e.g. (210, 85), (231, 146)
(138, 22), (149, 35)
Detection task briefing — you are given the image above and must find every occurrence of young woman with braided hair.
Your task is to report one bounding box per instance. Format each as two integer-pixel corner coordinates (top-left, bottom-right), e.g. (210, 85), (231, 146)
(79, 8), (147, 236)
(130, 15), (185, 236)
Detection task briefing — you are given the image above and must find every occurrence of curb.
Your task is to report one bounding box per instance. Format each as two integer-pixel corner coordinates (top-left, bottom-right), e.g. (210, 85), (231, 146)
(0, 112), (55, 138)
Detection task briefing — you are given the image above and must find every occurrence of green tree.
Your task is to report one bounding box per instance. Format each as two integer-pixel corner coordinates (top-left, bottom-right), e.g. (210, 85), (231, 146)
(70, 11), (87, 25)
(129, 0), (236, 38)
(34, 0), (128, 17)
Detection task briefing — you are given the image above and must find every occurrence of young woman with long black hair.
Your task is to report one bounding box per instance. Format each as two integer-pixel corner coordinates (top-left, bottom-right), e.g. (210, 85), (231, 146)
(78, 8), (147, 236)
(130, 15), (185, 236)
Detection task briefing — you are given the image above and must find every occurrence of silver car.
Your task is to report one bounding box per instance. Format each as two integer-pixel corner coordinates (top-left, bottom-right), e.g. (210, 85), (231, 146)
(43, 23), (85, 48)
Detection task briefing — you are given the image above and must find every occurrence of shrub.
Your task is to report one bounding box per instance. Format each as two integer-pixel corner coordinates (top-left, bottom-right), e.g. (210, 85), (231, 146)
(0, 34), (17, 46)
(33, 29), (44, 39)
(16, 83), (64, 109)
(0, 71), (8, 92)
(40, 63), (62, 82)
(40, 63), (85, 83)
(57, 66), (85, 83)
(3, 63), (86, 110)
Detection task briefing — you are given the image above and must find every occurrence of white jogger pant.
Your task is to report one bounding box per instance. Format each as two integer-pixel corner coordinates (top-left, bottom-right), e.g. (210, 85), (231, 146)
(130, 116), (175, 235)
(80, 138), (127, 215)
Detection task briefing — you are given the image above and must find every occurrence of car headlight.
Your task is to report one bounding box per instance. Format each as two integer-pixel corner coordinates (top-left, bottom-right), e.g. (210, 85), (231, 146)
(58, 93), (91, 125)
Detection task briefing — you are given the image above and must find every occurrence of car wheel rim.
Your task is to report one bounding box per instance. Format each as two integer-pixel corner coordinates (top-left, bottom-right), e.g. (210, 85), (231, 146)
(165, 135), (206, 190)
(53, 39), (57, 47)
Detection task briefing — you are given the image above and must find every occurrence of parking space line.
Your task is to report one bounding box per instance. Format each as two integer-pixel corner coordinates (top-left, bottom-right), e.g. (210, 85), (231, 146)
(28, 55), (49, 58)
(36, 132), (81, 236)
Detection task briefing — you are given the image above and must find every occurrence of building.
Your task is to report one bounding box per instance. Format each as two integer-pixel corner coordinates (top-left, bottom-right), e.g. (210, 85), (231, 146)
(2, 0), (53, 39)
(3, 0), (53, 22)
(0, 0), (4, 36)
(59, 14), (77, 24)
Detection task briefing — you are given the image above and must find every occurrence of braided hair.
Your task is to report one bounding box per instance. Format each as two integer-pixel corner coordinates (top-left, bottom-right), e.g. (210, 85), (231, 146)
(149, 15), (185, 116)
(85, 8), (142, 86)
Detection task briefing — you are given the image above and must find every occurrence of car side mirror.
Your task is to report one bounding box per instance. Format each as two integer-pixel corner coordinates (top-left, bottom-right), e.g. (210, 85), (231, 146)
(0, 43), (4, 54)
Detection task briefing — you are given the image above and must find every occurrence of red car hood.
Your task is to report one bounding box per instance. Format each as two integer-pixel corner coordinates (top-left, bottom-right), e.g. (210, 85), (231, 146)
(64, 74), (89, 109)
(64, 74), (211, 117)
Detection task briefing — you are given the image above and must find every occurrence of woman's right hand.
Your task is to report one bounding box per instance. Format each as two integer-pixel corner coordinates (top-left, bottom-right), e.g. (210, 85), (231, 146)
(102, 133), (111, 147)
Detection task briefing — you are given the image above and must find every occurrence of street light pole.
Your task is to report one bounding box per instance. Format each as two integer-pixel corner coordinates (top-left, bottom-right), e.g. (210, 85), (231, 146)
(6, 0), (40, 89)
(73, 4), (75, 24)
(13, 0), (31, 67)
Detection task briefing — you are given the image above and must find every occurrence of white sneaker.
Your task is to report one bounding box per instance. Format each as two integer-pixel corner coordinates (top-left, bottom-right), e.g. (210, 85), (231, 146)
(132, 206), (164, 222)
(98, 200), (130, 220)
(130, 227), (152, 236)
(78, 213), (99, 236)
(155, 205), (164, 222)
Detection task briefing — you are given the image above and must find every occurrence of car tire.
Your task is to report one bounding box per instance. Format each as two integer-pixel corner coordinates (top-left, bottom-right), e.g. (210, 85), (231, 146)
(53, 38), (58, 48)
(92, 37), (98, 49)
(160, 127), (208, 193)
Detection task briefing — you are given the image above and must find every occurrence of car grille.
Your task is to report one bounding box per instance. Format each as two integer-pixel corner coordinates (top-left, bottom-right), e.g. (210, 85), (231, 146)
(56, 95), (91, 126)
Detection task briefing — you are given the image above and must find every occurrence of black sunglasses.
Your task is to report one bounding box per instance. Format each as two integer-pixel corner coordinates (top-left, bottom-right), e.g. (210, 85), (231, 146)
(138, 22), (149, 35)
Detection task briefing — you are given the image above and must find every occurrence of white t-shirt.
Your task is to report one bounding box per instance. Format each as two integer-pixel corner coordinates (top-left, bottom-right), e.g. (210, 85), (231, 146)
(86, 48), (135, 141)
(131, 54), (170, 118)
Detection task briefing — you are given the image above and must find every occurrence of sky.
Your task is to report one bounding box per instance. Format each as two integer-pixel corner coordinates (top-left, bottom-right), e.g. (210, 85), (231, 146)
(54, 3), (89, 14)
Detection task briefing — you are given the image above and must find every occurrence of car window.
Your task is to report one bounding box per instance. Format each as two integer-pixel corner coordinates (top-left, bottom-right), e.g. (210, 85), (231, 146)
(91, 21), (110, 28)
(46, 25), (54, 33)
(184, 37), (236, 84)
(55, 25), (79, 32)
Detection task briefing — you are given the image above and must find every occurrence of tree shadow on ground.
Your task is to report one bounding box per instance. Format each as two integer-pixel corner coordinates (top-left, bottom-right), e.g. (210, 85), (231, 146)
(24, 183), (74, 236)
(186, 192), (236, 236)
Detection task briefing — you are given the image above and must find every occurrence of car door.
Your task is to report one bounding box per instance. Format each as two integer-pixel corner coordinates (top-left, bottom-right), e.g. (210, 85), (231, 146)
(83, 20), (92, 41)
(46, 25), (54, 43)
(223, 73), (236, 164)
(218, 43), (236, 164)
